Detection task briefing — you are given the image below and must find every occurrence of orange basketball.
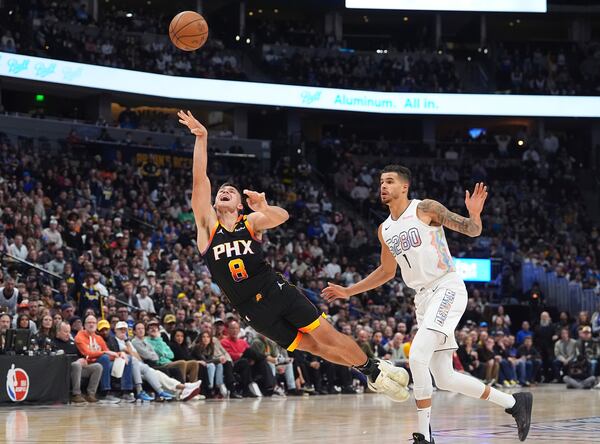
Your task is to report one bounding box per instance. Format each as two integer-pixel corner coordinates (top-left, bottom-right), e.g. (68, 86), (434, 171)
(169, 11), (209, 51)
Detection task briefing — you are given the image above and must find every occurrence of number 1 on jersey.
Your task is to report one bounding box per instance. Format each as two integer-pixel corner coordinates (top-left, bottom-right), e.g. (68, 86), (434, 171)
(402, 254), (412, 268)
(228, 258), (249, 282)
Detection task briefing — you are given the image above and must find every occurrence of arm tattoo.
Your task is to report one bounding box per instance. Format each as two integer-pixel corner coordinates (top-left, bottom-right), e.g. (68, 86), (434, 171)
(417, 199), (482, 237)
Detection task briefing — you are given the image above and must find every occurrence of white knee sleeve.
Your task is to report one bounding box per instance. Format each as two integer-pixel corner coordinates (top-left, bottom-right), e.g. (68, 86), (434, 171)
(430, 350), (486, 399)
(409, 328), (445, 400)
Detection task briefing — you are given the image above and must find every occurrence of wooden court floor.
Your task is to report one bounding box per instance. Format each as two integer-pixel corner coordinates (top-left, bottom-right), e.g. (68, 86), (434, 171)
(0, 385), (599, 443)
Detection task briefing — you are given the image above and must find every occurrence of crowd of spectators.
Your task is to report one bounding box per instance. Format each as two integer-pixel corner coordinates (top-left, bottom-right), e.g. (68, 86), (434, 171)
(494, 43), (600, 95)
(3, 2), (600, 96)
(0, 121), (598, 405)
(318, 132), (599, 296)
(2, 1), (245, 81)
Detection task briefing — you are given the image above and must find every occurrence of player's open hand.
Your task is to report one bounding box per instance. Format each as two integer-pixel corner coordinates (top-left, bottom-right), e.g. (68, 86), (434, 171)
(465, 182), (488, 216)
(243, 189), (268, 212)
(177, 110), (207, 137)
(322, 282), (350, 303)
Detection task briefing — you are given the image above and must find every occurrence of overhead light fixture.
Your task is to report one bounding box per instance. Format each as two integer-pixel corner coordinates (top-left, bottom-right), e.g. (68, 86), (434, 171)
(235, 35), (240, 41)
(246, 38), (251, 44)
(126, 12), (133, 18)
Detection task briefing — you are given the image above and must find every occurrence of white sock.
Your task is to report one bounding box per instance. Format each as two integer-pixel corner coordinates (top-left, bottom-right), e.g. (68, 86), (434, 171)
(417, 406), (431, 440)
(486, 388), (515, 409)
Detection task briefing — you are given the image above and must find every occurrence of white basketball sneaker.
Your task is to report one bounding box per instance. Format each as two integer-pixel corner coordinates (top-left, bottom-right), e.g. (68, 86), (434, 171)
(367, 360), (410, 403)
(377, 359), (410, 387)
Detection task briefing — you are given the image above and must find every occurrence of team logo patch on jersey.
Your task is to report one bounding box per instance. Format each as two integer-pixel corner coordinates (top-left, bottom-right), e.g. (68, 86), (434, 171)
(6, 364), (29, 402)
(255, 293), (262, 302)
(434, 289), (456, 328)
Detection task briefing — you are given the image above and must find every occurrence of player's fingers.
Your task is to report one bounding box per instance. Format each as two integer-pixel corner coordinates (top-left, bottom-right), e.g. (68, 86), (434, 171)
(465, 190), (470, 199)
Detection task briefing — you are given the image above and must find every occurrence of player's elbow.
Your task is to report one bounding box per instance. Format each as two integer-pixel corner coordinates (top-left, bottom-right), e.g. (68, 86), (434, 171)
(382, 266), (396, 281)
(280, 209), (290, 223)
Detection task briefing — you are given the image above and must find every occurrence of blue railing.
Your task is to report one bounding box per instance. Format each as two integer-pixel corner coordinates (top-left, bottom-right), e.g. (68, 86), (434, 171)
(522, 262), (598, 313)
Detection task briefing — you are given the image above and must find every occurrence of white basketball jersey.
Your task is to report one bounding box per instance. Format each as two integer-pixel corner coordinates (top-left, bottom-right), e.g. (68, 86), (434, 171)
(381, 199), (456, 291)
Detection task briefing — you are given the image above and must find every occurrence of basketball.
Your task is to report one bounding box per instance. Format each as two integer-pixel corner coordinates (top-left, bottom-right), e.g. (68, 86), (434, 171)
(169, 11), (209, 51)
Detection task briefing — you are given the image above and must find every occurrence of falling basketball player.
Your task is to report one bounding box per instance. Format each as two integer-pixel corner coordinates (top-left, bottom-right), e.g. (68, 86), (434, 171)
(323, 165), (533, 443)
(177, 110), (409, 401)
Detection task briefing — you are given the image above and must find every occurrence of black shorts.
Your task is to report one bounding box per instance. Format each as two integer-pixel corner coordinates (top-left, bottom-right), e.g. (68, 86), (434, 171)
(235, 279), (323, 351)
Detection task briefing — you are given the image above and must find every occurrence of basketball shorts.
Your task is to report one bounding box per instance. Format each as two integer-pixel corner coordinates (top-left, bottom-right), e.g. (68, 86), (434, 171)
(414, 272), (468, 352)
(235, 278), (323, 352)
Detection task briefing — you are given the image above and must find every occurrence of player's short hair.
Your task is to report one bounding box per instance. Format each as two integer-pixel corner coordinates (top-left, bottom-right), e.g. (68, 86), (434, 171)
(217, 182), (246, 213)
(380, 164), (411, 184)
(218, 182), (242, 196)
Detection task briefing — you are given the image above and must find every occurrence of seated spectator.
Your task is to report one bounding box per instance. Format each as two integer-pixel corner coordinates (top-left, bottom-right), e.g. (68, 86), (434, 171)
(54, 321), (102, 403)
(131, 321), (182, 383)
(96, 319), (136, 402)
(146, 319), (196, 383)
(563, 353), (596, 389)
(250, 334), (281, 396)
(494, 332), (518, 387)
(478, 337), (500, 385)
(114, 321), (200, 401)
(32, 314), (55, 350)
(0, 313), (11, 349)
(516, 336), (542, 386)
(74, 315), (132, 403)
(371, 331), (387, 359)
(190, 331), (239, 398)
(384, 332), (409, 371)
(576, 325), (600, 378)
(553, 327), (578, 382)
(220, 320), (261, 397)
(0, 278), (18, 315)
(516, 321), (533, 346)
(168, 328), (201, 385)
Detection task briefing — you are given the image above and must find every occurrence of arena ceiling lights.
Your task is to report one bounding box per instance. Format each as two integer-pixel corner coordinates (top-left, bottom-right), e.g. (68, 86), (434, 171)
(345, 0), (547, 13)
(1, 52), (599, 118)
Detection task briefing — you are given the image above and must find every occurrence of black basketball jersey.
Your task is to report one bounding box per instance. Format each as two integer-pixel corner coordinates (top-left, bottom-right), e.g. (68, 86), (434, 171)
(201, 215), (277, 305)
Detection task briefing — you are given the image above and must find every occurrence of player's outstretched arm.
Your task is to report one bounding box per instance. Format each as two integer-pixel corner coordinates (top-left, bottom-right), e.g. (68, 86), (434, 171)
(244, 189), (289, 234)
(322, 225), (397, 302)
(417, 182), (488, 237)
(178, 110), (217, 248)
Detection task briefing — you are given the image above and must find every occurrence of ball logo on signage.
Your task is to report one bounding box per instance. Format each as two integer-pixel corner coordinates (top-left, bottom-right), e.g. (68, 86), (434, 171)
(6, 364), (29, 402)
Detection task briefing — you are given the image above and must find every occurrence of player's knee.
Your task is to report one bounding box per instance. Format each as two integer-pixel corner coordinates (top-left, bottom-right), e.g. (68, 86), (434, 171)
(431, 370), (454, 391)
(413, 382), (433, 400)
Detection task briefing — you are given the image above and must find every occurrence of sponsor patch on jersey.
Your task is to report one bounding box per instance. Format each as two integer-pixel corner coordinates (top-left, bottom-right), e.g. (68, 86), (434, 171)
(434, 289), (456, 328)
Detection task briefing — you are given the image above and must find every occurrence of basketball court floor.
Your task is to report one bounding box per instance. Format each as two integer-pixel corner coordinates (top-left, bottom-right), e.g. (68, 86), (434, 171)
(1, 386), (598, 443)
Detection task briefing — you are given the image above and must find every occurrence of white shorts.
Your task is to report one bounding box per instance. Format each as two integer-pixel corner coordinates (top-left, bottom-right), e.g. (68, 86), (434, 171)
(414, 272), (468, 352)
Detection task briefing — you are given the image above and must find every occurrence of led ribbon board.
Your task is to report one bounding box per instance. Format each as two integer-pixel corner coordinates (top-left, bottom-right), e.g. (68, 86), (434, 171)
(345, 0), (547, 13)
(453, 258), (492, 282)
(2, 52), (599, 117)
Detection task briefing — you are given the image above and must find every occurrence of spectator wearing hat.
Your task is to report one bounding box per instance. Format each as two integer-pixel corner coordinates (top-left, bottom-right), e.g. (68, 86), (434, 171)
(0, 277), (18, 315)
(74, 315), (131, 403)
(127, 322), (202, 401)
(161, 313), (177, 342)
(61, 303), (75, 322)
(69, 316), (83, 337)
(576, 325), (600, 379)
(146, 319), (192, 382)
(54, 321), (102, 403)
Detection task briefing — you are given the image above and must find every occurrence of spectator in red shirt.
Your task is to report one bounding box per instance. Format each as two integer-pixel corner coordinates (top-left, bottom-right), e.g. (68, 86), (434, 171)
(220, 321), (259, 397)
